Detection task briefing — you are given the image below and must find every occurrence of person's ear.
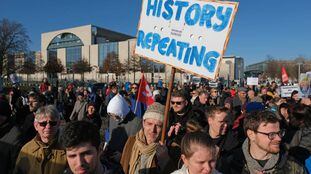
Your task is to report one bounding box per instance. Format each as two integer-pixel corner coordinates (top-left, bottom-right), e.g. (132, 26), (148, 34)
(247, 129), (255, 142)
(181, 154), (189, 167)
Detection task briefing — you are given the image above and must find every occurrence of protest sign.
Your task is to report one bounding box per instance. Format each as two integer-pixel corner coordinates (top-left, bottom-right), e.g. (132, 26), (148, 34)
(299, 73), (311, 97)
(135, 0), (238, 79)
(9, 73), (20, 84)
(247, 77), (259, 86)
(280, 85), (300, 98)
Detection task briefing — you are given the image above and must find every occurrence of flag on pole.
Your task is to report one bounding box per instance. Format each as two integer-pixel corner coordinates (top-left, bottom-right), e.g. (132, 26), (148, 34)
(281, 66), (289, 84)
(137, 73), (154, 106)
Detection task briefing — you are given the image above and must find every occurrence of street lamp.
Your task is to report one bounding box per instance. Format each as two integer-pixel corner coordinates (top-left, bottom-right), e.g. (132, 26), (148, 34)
(225, 61), (232, 87)
(297, 62), (303, 82)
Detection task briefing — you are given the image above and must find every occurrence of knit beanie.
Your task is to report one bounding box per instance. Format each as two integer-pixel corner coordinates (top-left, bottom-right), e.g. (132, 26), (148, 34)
(143, 102), (165, 122)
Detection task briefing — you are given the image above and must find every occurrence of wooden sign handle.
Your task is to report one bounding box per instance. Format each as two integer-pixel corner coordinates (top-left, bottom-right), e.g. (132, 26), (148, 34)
(161, 67), (176, 143)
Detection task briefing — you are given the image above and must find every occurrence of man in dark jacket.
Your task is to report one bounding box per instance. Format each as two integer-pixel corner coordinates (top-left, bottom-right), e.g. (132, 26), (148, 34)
(222, 110), (307, 174)
(192, 90), (210, 112)
(205, 107), (239, 171)
(62, 121), (122, 174)
(0, 99), (23, 174)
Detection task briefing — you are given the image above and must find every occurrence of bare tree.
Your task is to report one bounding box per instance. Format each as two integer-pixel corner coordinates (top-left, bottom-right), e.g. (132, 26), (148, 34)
(140, 58), (153, 73)
(0, 18), (30, 87)
(100, 52), (124, 80)
(124, 55), (142, 82)
(43, 58), (64, 80)
(72, 58), (92, 81)
(265, 57), (281, 80)
(17, 58), (36, 83)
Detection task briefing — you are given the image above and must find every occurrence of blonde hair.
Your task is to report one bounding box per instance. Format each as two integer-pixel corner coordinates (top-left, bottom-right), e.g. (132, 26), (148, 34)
(181, 131), (217, 158)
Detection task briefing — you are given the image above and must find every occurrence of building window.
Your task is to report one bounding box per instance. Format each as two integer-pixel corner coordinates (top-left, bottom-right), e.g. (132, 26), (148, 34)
(98, 42), (118, 67)
(47, 33), (83, 50)
(66, 46), (81, 68)
(47, 49), (57, 61)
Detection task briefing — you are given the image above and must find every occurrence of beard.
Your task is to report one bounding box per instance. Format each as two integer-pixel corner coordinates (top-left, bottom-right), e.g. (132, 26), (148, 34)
(258, 141), (280, 154)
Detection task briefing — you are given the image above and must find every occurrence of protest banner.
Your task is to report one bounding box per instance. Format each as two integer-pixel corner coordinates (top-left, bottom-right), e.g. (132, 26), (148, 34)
(135, 0), (238, 142)
(247, 77), (259, 86)
(135, 0), (239, 80)
(280, 85), (300, 98)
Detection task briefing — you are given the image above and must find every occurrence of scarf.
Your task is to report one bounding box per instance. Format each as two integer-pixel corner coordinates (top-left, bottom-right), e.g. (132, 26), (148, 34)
(129, 129), (158, 174)
(242, 139), (279, 174)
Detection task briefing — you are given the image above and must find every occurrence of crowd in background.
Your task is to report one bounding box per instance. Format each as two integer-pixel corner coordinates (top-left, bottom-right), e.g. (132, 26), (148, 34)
(0, 77), (311, 174)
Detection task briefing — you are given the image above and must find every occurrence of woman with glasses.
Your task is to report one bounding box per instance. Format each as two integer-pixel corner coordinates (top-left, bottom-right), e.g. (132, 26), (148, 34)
(14, 105), (67, 174)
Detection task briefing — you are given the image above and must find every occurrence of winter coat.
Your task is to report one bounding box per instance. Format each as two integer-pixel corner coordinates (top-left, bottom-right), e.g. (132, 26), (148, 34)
(69, 100), (87, 121)
(0, 120), (24, 174)
(221, 140), (307, 174)
(14, 134), (67, 174)
(171, 165), (221, 174)
(104, 94), (142, 163)
(120, 136), (174, 174)
(105, 113), (142, 163)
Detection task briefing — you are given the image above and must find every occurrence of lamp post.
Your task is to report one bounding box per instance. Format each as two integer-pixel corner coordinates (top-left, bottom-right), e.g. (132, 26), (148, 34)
(297, 63), (303, 82)
(225, 61), (232, 87)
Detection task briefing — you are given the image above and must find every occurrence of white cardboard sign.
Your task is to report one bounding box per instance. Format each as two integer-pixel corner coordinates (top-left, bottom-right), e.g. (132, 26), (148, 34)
(280, 85), (300, 98)
(135, 0), (239, 80)
(247, 77), (259, 86)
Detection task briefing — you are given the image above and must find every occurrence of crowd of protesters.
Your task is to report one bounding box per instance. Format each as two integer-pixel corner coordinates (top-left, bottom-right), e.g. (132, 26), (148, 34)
(0, 77), (311, 174)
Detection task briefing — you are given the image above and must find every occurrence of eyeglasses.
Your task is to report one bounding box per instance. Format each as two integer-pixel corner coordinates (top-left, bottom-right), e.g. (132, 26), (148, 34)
(132, 87), (138, 89)
(37, 121), (58, 127)
(171, 101), (184, 105)
(254, 130), (285, 140)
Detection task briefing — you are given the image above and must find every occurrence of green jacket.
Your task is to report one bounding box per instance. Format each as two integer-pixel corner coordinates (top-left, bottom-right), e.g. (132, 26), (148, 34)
(14, 135), (67, 174)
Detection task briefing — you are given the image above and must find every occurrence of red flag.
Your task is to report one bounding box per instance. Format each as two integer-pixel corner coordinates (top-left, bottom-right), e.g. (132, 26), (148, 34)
(137, 73), (154, 106)
(281, 66), (289, 84)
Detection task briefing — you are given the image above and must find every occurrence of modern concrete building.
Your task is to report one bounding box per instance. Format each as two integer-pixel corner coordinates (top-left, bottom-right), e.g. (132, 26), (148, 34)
(41, 25), (135, 75)
(244, 61), (268, 77)
(218, 56), (244, 81)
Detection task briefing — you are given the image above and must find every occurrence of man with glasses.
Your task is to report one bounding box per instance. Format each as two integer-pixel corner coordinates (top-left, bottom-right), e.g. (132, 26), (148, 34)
(15, 105), (67, 174)
(223, 110), (306, 173)
(167, 90), (201, 169)
(209, 88), (221, 106)
(129, 83), (147, 118)
(19, 92), (47, 145)
(168, 90), (194, 137)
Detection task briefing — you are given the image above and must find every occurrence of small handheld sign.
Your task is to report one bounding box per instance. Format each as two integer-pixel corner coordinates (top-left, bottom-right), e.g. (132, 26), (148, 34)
(247, 77), (259, 86)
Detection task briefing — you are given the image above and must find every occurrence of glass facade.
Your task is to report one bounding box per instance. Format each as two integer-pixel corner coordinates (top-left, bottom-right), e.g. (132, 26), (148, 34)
(98, 42), (118, 67)
(66, 46), (82, 68)
(47, 49), (57, 61)
(48, 33), (83, 49)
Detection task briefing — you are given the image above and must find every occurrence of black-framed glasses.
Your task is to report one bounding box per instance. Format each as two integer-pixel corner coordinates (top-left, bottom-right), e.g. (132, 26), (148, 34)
(254, 129), (285, 140)
(38, 121), (58, 127)
(171, 101), (184, 105)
